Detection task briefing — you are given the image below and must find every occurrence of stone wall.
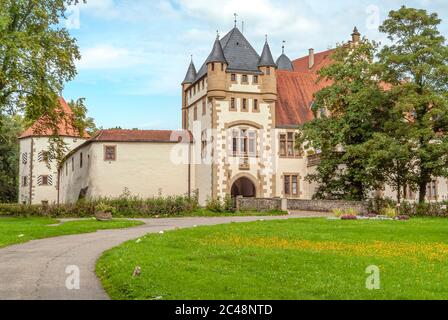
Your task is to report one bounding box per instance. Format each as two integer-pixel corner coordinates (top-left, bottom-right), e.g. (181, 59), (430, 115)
(237, 197), (282, 212)
(286, 199), (368, 214)
(237, 197), (368, 214)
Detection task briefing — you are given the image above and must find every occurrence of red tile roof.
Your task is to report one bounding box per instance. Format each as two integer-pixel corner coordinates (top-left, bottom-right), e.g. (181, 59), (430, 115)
(292, 48), (335, 74)
(276, 49), (335, 127)
(91, 129), (192, 143)
(19, 97), (89, 139)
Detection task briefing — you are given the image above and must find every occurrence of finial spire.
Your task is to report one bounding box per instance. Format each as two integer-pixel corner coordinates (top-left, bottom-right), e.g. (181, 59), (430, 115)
(282, 40), (286, 54)
(216, 30), (219, 40)
(265, 34), (268, 42)
(234, 13), (238, 28)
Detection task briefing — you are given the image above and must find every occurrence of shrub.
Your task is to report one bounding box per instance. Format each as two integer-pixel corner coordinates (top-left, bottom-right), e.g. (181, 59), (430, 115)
(381, 205), (398, 218)
(205, 197), (224, 213)
(95, 202), (116, 214)
(0, 194), (199, 218)
(332, 208), (344, 217)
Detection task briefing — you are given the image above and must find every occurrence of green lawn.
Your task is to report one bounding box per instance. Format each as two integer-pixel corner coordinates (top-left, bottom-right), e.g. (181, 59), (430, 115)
(97, 217), (448, 300)
(0, 217), (143, 248)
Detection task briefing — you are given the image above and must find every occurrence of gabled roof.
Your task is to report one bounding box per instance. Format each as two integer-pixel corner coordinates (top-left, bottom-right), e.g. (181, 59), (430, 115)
(90, 130), (192, 143)
(194, 27), (262, 82)
(19, 97), (89, 139)
(292, 48), (335, 74)
(258, 41), (276, 68)
(276, 48), (336, 127)
(276, 71), (322, 127)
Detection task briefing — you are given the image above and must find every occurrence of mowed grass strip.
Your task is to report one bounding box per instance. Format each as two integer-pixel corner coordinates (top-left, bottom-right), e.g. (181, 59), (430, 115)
(0, 217), (143, 248)
(96, 218), (448, 300)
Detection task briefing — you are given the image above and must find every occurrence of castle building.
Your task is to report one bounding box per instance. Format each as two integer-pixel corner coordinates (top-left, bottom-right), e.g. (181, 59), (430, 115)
(19, 26), (448, 205)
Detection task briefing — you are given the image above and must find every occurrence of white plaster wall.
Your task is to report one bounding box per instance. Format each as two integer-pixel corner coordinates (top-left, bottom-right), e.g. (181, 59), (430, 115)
(228, 74), (261, 93)
(59, 142), (191, 203)
(19, 136), (86, 204)
(186, 78), (208, 106)
(188, 97), (213, 205)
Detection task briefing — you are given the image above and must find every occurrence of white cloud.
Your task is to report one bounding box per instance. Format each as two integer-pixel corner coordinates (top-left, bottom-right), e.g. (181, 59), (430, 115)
(77, 45), (145, 70)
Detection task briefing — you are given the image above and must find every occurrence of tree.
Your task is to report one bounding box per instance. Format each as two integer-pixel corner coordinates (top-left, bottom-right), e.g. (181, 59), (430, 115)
(298, 39), (390, 200)
(0, 0), (83, 123)
(378, 6), (448, 203)
(0, 115), (23, 202)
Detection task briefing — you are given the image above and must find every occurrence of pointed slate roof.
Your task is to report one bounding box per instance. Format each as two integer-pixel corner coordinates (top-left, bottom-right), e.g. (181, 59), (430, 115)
(258, 40), (276, 68)
(276, 54), (294, 71)
(194, 27), (263, 82)
(206, 36), (227, 64)
(182, 59), (197, 84)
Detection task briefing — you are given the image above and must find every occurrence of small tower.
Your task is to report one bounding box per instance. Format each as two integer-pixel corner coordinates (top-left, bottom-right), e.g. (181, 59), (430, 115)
(206, 33), (227, 99)
(276, 41), (294, 72)
(351, 26), (361, 44)
(181, 57), (196, 129)
(258, 36), (277, 102)
(18, 97), (89, 205)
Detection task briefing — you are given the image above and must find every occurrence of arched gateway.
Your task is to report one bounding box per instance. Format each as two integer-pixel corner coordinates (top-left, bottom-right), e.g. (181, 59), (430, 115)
(231, 176), (257, 198)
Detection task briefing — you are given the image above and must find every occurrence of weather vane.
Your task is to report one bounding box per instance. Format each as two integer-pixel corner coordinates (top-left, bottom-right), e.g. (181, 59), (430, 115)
(234, 13), (238, 27)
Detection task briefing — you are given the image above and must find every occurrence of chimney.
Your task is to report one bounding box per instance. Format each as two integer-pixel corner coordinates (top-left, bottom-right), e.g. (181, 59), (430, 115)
(308, 48), (315, 69)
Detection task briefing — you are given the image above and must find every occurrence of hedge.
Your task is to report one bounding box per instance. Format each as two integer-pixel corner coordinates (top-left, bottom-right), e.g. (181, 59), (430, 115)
(0, 194), (199, 218)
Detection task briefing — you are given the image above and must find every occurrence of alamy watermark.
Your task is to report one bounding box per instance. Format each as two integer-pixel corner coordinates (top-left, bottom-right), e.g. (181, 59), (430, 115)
(65, 265), (80, 290)
(365, 265), (380, 290)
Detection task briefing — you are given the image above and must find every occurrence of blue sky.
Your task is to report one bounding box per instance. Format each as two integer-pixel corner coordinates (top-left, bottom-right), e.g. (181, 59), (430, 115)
(62, 0), (448, 130)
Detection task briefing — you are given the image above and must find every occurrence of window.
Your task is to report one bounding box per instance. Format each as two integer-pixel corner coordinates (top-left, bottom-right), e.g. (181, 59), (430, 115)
(253, 75), (258, 84)
(104, 146), (116, 161)
(253, 99), (258, 111)
(230, 98), (236, 110)
(242, 98), (247, 111)
(280, 132), (300, 158)
(201, 130), (207, 159)
(38, 175), (52, 186)
(38, 151), (50, 163)
(221, 63), (224, 71)
(80, 152), (83, 168)
(248, 131), (256, 156)
(242, 75), (248, 83)
(22, 153), (28, 164)
(72, 157), (74, 171)
(427, 180), (438, 200)
(202, 100), (206, 115)
(22, 176), (28, 187)
(194, 106), (198, 120)
(231, 74), (236, 81)
(284, 175), (299, 196)
(232, 129), (256, 157)
(280, 134), (287, 157)
(211, 63), (215, 71)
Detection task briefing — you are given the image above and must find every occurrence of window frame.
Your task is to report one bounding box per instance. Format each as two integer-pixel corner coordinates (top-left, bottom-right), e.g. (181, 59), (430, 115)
(104, 145), (117, 161)
(284, 174), (300, 197)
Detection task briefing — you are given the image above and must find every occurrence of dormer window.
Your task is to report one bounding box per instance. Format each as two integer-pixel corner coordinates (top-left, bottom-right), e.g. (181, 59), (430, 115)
(231, 74), (236, 82)
(253, 75), (258, 84)
(242, 75), (248, 83)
